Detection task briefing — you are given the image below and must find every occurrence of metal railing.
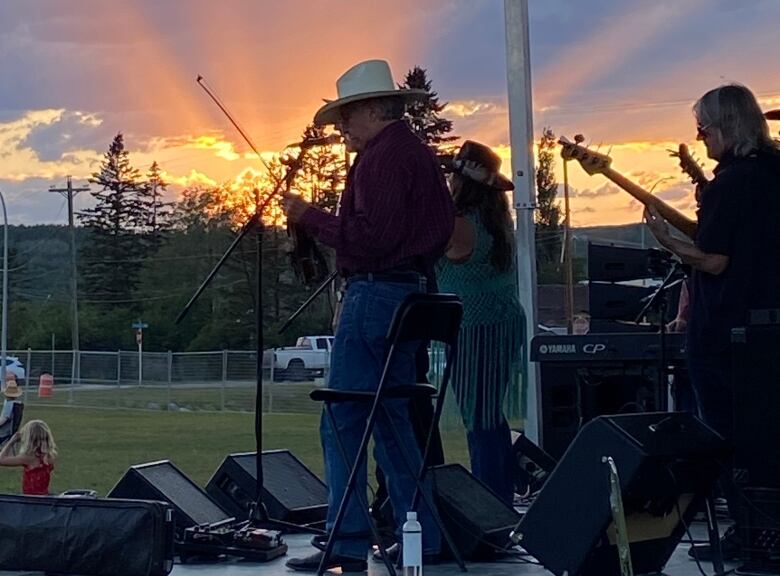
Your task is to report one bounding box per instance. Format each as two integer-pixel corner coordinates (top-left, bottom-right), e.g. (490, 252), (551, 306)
(5, 349), (326, 414)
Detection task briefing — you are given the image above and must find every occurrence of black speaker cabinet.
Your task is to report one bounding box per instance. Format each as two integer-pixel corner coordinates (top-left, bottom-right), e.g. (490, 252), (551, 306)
(108, 460), (232, 535)
(514, 412), (728, 576)
(206, 450), (328, 525)
(429, 464), (521, 560)
(732, 323), (780, 487)
(539, 363), (662, 459)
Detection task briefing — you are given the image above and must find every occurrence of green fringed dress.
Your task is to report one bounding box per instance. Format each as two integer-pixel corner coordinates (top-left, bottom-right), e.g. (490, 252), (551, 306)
(435, 212), (527, 431)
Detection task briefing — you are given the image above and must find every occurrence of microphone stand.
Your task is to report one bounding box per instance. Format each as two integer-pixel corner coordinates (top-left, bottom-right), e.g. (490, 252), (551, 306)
(278, 271), (338, 334)
(175, 146), (324, 539)
(634, 261), (686, 411)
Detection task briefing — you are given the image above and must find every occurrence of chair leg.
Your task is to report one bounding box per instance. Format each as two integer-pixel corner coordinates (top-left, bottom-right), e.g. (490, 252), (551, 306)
(381, 405), (467, 572)
(320, 404), (396, 576)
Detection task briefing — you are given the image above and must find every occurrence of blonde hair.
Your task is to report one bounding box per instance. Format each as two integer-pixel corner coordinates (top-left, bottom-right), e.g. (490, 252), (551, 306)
(18, 420), (57, 465)
(693, 84), (777, 157)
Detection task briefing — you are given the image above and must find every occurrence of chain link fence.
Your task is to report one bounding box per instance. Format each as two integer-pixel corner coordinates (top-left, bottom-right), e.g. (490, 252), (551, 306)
(5, 349), (324, 414)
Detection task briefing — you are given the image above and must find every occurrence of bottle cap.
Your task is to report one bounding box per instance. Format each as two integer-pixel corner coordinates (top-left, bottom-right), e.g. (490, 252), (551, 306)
(406, 511), (417, 521)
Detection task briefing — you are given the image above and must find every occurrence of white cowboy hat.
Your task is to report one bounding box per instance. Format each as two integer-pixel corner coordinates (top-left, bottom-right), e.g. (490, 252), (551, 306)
(3, 380), (22, 398)
(314, 59), (426, 126)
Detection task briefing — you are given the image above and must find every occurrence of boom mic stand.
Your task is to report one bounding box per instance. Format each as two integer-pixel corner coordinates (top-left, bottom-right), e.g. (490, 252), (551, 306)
(176, 144), (324, 543)
(634, 260), (686, 410)
(176, 76), (323, 544)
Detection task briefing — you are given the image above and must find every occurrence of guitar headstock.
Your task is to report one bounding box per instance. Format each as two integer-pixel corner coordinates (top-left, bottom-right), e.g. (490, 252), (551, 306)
(558, 136), (612, 175)
(669, 143), (707, 186)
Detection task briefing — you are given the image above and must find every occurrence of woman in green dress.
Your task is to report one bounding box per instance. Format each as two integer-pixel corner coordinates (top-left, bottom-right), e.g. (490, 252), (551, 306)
(437, 140), (526, 505)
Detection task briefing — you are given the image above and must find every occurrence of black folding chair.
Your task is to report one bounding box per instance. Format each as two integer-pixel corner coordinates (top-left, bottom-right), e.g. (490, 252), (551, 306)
(310, 292), (466, 575)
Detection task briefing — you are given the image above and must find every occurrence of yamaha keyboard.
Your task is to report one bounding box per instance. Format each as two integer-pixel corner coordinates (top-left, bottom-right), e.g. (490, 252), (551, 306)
(531, 332), (688, 459)
(531, 332), (686, 363)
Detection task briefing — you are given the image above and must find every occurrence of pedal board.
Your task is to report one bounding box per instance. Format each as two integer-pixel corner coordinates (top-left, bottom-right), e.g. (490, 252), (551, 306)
(179, 522), (288, 562)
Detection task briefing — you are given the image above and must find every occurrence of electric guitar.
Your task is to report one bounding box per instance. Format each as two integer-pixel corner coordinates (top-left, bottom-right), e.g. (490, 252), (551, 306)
(559, 136), (698, 239)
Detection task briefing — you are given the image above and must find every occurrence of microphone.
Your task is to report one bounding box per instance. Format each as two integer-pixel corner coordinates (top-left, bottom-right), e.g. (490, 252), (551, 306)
(287, 134), (342, 149)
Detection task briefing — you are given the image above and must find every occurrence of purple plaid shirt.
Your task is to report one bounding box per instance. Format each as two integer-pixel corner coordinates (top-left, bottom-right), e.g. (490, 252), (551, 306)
(299, 120), (454, 276)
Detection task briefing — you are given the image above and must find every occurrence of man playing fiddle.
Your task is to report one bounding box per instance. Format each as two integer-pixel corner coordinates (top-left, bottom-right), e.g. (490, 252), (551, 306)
(282, 59), (454, 572)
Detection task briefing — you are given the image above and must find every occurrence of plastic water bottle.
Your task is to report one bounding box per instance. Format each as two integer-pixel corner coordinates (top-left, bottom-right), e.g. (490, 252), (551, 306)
(402, 510), (422, 576)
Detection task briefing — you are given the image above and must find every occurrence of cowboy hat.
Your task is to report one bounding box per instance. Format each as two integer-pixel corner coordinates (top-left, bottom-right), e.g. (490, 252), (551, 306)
(313, 59), (426, 126)
(450, 140), (515, 191)
(766, 109), (780, 120)
(3, 380), (22, 399)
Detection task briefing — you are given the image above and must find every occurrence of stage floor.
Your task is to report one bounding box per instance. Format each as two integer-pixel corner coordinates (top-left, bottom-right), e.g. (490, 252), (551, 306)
(2, 522), (739, 576)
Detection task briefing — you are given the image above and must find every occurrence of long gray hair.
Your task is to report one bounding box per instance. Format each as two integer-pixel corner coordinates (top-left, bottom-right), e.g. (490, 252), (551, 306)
(693, 84), (777, 157)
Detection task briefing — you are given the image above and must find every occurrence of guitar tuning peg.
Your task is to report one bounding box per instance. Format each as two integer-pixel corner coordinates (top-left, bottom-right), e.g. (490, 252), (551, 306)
(574, 134), (585, 144)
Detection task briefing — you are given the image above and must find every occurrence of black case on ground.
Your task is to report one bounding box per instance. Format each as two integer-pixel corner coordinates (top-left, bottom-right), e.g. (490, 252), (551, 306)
(0, 494), (174, 576)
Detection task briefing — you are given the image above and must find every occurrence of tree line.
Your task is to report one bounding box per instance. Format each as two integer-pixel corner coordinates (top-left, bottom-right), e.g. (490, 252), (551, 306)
(7, 67), (465, 352)
(6, 67), (576, 352)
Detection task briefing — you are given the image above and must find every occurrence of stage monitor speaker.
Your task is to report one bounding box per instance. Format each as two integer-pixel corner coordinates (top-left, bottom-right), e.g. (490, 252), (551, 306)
(108, 460), (232, 534)
(206, 450), (328, 525)
(514, 412), (728, 576)
(429, 463), (521, 560)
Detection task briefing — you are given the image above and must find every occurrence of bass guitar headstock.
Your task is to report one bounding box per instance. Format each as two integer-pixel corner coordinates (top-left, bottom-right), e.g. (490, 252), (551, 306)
(558, 135), (612, 176)
(669, 143), (707, 187)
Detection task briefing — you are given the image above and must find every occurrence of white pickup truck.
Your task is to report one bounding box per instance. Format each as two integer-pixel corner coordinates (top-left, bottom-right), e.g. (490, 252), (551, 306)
(268, 335), (334, 381)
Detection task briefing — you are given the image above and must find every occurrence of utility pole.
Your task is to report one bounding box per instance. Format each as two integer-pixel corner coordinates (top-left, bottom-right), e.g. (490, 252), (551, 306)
(50, 176), (89, 393)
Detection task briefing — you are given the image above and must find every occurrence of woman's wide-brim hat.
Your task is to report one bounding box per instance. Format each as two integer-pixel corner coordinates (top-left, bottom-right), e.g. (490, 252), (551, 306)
(3, 380), (22, 398)
(452, 140), (515, 191)
(766, 109), (780, 120)
(314, 59), (427, 126)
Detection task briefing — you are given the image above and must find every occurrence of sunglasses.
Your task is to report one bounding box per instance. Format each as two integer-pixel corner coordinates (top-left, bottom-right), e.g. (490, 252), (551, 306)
(696, 123), (714, 138)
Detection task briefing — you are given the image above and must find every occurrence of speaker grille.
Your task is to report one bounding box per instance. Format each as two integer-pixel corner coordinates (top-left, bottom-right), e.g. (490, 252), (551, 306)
(234, 451), (328, 509)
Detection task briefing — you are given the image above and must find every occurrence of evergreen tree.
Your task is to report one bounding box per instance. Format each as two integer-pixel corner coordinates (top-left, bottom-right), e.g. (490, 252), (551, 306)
(142, 161), (175, 248)
(536, 127), (563, 282)
(400, 66), (458, 152)
(292, 124), (346, 213)
(78, 133), (148, 306)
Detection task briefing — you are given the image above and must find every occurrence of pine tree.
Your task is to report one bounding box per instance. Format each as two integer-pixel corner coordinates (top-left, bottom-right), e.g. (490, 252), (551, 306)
(142, 161), (174, 249)
(78, 133), (148, 306)
(535, 127), (563, 282)
(400, 66), (458, 152)
(293, 124), (345, 213)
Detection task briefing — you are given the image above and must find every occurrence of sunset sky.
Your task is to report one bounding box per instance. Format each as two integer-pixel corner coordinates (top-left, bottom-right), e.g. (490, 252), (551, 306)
(1, 0), (779, 226)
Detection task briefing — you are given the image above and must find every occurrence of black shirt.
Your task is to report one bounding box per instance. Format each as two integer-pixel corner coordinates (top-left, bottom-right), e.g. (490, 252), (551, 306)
(688, 147), (780, 356)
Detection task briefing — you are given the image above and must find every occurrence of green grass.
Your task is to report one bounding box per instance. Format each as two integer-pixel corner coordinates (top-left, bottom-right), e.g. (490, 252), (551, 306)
(0, 406), (472, 496)
(20, 382), (321, 413)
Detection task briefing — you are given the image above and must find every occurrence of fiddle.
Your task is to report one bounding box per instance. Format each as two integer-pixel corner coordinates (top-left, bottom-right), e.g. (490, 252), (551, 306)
(289, 223), (330, 286)
(278, 151), (331, 287)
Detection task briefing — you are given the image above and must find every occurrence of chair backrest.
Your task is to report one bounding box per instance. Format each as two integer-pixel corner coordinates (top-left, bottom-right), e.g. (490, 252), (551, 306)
(386, 293), (463, 346)
(10, 402), (24, 435)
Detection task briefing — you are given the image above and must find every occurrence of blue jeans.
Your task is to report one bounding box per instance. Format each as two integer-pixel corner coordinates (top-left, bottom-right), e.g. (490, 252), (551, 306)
(688, 352), (738, 521)
(322, 278), (441, 559)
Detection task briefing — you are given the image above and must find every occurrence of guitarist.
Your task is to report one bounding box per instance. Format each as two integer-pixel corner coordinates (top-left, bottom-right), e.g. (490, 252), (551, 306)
(643, 84), (780, 561)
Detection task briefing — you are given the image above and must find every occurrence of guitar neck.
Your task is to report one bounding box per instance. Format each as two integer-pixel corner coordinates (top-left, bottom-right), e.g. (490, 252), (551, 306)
(603, 168), (698, 239)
